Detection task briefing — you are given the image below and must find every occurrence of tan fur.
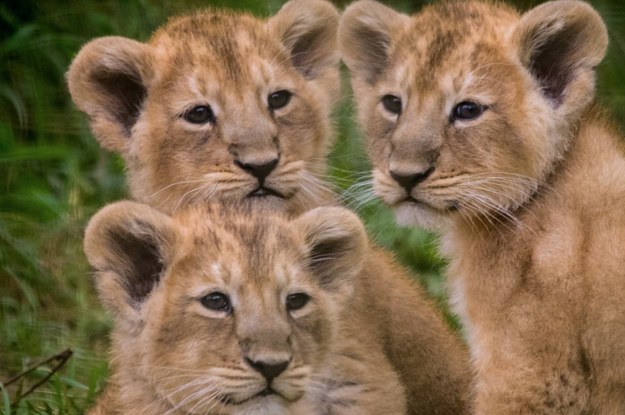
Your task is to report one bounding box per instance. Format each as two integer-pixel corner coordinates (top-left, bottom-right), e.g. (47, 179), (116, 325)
(67, 0), (340, 216)
(84, 201), (407, 414)
(84, 202), (472, 415)
(341, 0), (625, 413)
(70, 1), (472, 413)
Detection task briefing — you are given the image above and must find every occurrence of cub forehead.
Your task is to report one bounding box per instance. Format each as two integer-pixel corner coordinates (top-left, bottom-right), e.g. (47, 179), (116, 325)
(146, 10), (297, 110)
(407, 1), (518, 42)
(149, 10), (284, 82)
(187, 260), (304, 294)
(171, 205), (307, 282)
(384, 2), (521, 98)
(152, 9), (265, 46)
(392, 2), (518, 74)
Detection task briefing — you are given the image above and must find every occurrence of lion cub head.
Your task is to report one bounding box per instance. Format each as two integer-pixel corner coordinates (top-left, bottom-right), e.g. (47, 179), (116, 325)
(68, 0), (339, 215)
(339, 0), (608, 228)
(84, 201), (366, 414)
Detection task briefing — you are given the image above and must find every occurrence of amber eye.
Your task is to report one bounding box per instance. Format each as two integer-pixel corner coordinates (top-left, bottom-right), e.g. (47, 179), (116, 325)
(200, 292), (231, 313)
(452, 101), (485, 121)
(183, 105), (215, 124)
(286, 293), (310, 312)
(382, 95), (402, 115)
(268, 90), (292, 110)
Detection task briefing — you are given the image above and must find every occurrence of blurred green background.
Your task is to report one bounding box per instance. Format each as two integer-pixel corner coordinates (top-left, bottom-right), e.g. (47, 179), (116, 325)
(1, 0), (624, 413)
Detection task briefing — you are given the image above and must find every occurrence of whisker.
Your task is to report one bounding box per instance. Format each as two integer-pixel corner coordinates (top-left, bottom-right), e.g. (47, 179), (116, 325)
(145, 179), (208, 200)
(161, 378), (225, 415)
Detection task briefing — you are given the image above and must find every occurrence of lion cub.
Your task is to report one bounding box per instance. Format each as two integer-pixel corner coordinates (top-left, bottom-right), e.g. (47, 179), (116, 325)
(341, 0), (625, 413)
(84, 201), (406, 414)
(69, 1), (472, 413)
(68, 0), (340, 216)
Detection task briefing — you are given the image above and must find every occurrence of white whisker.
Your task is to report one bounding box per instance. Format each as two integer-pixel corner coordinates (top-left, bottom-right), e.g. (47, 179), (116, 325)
(145, 179), (208, 200)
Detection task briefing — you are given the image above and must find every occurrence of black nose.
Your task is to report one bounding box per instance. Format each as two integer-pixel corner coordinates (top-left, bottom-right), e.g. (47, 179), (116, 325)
(246, 358), (289, 383)
(390, 166), (434, 193)
(235, 158), (279, 182)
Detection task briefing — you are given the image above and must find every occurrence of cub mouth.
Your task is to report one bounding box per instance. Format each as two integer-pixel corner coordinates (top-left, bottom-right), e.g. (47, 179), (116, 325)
(405, 196), (426, 205)
(257, 388), (277, 397)
(403, 196), (435, 209)
(220, 388), (281, 406)
(402, 196), (459, 213)
(247, 186), (285, 199)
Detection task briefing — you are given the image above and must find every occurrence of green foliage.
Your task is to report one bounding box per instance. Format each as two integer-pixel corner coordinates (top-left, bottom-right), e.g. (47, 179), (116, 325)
(1, 0), (624, 413)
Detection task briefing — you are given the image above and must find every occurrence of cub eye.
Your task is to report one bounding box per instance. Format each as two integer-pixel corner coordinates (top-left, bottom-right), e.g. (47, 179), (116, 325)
(268, 90), (292, 110)
(286, 293), (310, 312)
(200, 292), (231, 313)
(452, 101), (485, 121)
(382, 94), (402, 115)
(183, 105), (215, 124)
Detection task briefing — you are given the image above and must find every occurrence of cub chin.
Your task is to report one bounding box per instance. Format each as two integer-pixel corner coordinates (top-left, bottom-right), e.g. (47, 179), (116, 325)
(68, 0), (341, 216)
(84, 201), (407, 415)
(341, 0), (625, 413)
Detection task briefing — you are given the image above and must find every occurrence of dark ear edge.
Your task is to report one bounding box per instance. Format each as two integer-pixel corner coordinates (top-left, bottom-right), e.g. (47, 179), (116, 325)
(294, 207), (367, 292)
(513, 0), (608, 106)
(67, 36), (153, 150)
(338, 0), (411, 83)
(90, 68), (148, 136)
(84, 201), (174, 315)
(101, 220), (165, 306)
(269, 0), (340, 79)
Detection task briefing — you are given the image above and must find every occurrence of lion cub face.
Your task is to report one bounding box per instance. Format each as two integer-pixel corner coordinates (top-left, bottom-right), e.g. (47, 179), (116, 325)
(339, 0), (607, 228)
(68, 0), (340, 215)
(84, 202), (365, 414)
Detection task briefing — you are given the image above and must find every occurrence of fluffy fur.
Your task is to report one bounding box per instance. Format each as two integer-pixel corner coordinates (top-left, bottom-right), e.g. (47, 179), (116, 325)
(67, 0), (340, 215)
(341, 0), (625, 412)
(70, 2), (472, 413)
(85, 201), (472, 415)
(84, 201), (409, 414)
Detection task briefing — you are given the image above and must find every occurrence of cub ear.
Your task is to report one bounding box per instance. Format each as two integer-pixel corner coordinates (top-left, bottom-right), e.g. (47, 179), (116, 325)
(268, 0), (340, 79)
(67, 36), (153, 152)
(293, 207), (367, 293)
(84, 201), (175, 324)
(511, 0), (608, 111)
(338, 0), (411, 83)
